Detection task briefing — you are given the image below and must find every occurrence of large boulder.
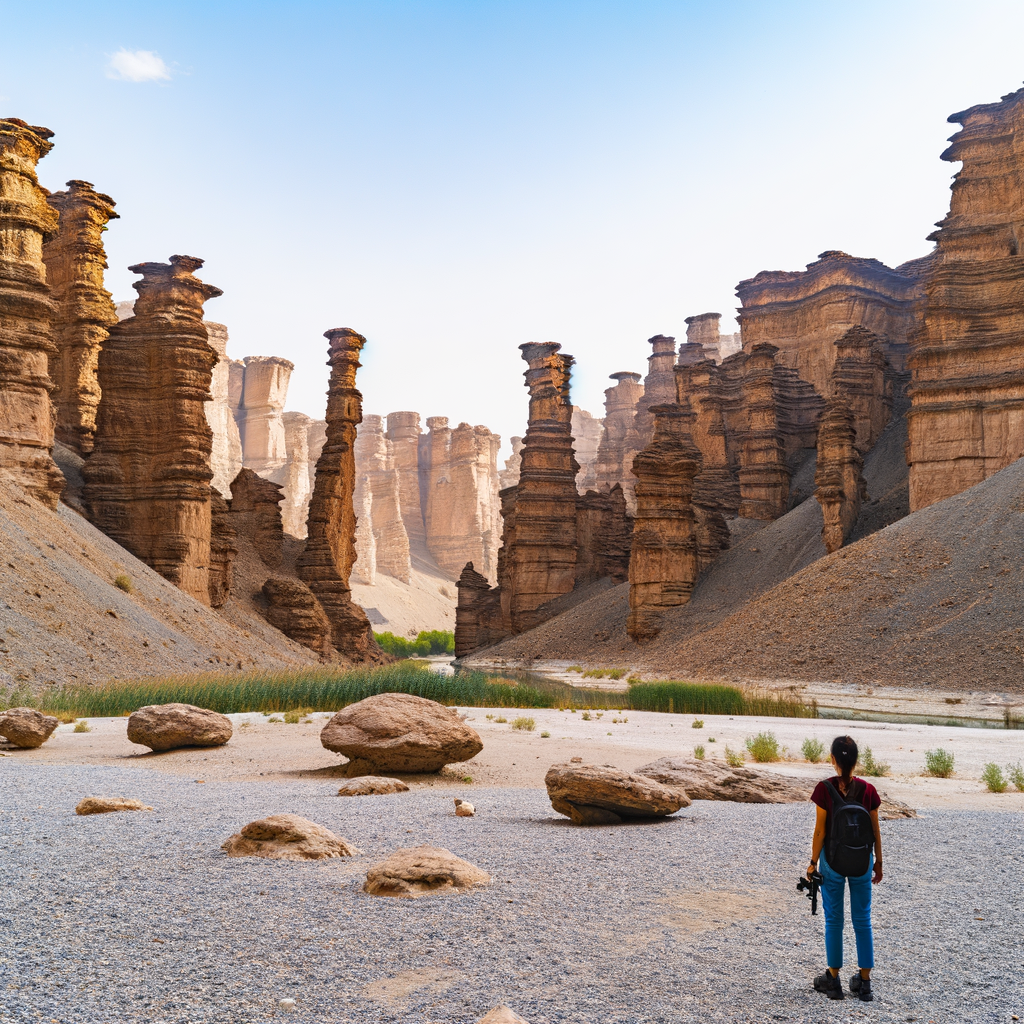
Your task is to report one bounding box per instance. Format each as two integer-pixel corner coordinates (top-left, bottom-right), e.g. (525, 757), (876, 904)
(363, 844), (490, 897)
(320, 693), (483, 775)
(76, 797), (152, 815)
(544, 762), (691, 825)
(337, 776), (410, 797)
(126, 703), (232, 752)
(221, 814), (361, 860)
(0, 708), (58, 748)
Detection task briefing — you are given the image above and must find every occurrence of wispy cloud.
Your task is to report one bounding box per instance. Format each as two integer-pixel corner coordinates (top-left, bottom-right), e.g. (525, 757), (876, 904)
(106, 49), (171, 83)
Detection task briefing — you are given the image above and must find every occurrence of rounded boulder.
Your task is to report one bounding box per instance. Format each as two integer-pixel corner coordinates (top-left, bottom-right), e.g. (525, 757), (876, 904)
(126, 703), (232, 752)
(0, 707), (58, 748)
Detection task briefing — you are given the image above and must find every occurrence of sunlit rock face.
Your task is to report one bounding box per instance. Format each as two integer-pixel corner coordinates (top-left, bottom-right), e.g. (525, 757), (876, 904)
(203, 321), (243, 498)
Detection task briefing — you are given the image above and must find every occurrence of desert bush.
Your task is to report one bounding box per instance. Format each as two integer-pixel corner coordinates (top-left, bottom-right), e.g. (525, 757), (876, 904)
(567, 666), (583, 673)
(283, 707), (314, 724)
(982, 763), (1008, 793)
(511, 717), (535, 731)
(1008, 762), (1024, 791)
(582, 669), (606, 679)
(694, 745), (705, 761)
(708, 736), (716, 743)
(73, 720), (91, 733)
(745, 731), (781, 763)
(801, 737), (826, 763)
(692, 719), (704, 729)
(540, 730), (550, 738)
(858, 747), (890, 777)
(581, 711), (591, 721)
(924, 748), (955, 778)
(494, 716), (508, 724)
(607, 669), (626, 680)
(725, 746), (745, 768)
(267, 715), (283, 723)
(113, 574), (133, 594)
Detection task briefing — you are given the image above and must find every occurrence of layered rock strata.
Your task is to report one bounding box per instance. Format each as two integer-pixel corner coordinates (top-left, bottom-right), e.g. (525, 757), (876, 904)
(634, 335), (677, 447)
(277, 411), (313, 537)
(592, 371), (644, 511)
(228, 467), (285, 569)
(0, 118), (64, 506)
(208, 489), (237, 608)
(830, 325), (892, 452)
(83, 256), (221, 603)
(261, 576), (333, 657)
(296, 328), (381, 661)
(907, 87), (1024, 510)
(683, 312), (742, 365)
(204, 321), (243, 496)
(42, 179), (119, 455)
(385, 411), (427, 547)
(571, 406), (603, 492)
(814, 399), (866, 553)
(236, 355), (293, 476)
(498, 435), (524, 491)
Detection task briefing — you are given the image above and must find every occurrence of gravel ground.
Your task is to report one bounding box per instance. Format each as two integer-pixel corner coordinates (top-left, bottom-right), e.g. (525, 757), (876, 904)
(1, 765), (1022, 1024)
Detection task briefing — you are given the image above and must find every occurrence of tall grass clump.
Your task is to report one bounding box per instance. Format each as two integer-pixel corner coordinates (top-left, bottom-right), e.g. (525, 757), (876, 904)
(625, 681), (811, 718)
(373, 630), (454, 658)
(745, 731), (781, 763)
(511, 717), (536, 731)
(981, 763), (1008, 793)
(924, 748), (955, 778)
(1008, 762), (1024, 791)
(724, 746), (745, 768)
(801, 738), (826, 763)
(858, 747), (890, 777)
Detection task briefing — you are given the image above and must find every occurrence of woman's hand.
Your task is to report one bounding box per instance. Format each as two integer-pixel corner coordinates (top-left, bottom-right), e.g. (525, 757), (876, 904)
(872, 861), (883, 884)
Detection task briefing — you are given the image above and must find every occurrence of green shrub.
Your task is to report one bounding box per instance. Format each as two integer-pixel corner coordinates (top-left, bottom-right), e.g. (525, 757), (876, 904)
(924, 748), (955, 778)
(982, 763), (1008, 793)
(1008, 762), (1024, 791)
(511, 717), (535, 731)
(283, 707), (313, 724)
(540, 731), (550, 738)
(859, 747), (890, 777)
(692, 719), (704, 729)
(373, 630), (455, 658)
(495, 716), (508, 724)
(582, 669), (606, 679)
(708, 736), (716, 743)
(73, 719), (91, 733)
(113, 574), (133, 594)
(607, 669), (626, 680)
(694, 745), (705, 760)
(725, 746), (744, 768)
(801, 738), (826, 763)
(745, 731), (781, 763)
(581, 711), (591, 721)
(567, 666), (583, 673)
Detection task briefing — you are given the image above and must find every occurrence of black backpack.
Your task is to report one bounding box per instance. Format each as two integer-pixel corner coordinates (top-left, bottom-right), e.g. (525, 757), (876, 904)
(824, 779), (873, 877)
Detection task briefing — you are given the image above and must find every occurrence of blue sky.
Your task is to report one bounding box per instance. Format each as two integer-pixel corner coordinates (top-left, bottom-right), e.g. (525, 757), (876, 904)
(3, 1), (1023, 455)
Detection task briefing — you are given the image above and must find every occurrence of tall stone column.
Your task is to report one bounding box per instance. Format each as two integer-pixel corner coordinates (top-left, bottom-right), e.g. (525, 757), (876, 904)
(815, 399), (866, 554)
(830, 325), (891, 452)
(634, 335), (677, 446)
(43, 179), (119, 455)
(571, 406), (603, 493)
(237, 355), (293, 475)
(204, 321), (243, 496)
(737, 343), (790, 520)
(0, 118), (63, 507)
(385, 410), (426, 548)
(279, 411), (313, 538)
(593, 370), (644, 511)
(354, 414), (411, 583)
(83, 255), (221, 603)
(297, 328), (380, 661)
(627, 404), (703, 642)
(500, 342), (579, 633)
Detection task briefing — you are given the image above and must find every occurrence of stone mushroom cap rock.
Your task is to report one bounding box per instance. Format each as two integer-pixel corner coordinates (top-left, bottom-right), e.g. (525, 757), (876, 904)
(454, 798), (475, 816)
(221, 814), (361, 860)
(545, 762), (691, 826)
(0, 708), (59, 748)
(337, 776), (410, 797)
(320, 692), (483, 775)
(76, 797), (152, 815)
(363, 844), (490, 897)
(479, 1007), (531, 1024)
(126, 703), (233, 752)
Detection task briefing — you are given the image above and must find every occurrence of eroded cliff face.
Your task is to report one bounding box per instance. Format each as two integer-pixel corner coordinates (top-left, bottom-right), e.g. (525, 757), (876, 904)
(237, 355), (293, 476)
(83, 255), (221, 603)
(683, 312), (742, 365)
(498, 435), (524, 491)
(228, 467), (285, 569)
(295, 328), (382, 661)
(593, 371), (644, 511)
(204, 321), (243, 497)
(571, 406), (604, 493)
(43, 179), (119, 456)
(0, 118), (64, 507)
(634, 335), (677, 447)
(814, 400), (865, 554)
(907, 86), (1024, 510)
(208, 489), (238, 608)
(385, 411), (426, 548)
(278, 411), (313, 538)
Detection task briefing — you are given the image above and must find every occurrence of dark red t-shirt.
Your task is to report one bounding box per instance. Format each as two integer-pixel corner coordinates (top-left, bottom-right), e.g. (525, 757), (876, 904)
(811, 777), (880, 850)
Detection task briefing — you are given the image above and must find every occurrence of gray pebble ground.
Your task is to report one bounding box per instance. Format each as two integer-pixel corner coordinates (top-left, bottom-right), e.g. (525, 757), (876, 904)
(1, 764), (1022, 1024)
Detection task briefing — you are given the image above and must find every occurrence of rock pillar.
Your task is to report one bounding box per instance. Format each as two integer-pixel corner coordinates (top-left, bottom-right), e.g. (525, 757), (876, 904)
(204, 321), (243, 496)
(830, 325), (891, 452)
(634, 335), (677, 446)
(498, 435), (524, 491)
(815, 399), (865, 553)
(593, 371), (644, 511)
(237, 355), (293, 475)
(279, 411), (313, 538)
(627, 404), (703, 642)
(737, 344), (790, 520)
(83, 255), (222, 603)
(385, 410), (426, 547)
(571, 406), (603, 493)
(0, 118), (63, 506)
(43, 179), (119, 455)
(296, 328), (381, 661)
(229, 467), (285, 569)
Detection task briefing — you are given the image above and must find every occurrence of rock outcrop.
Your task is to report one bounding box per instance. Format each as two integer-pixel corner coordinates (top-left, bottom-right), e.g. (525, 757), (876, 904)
(276, 411), (314, 538)
(829, 325), (892, 453)
(295, 328), (381, 661)
(203, 322), (243, 497)
(814, 399), (866, 554)
(83, 256), (221, 603)
(0, 118), (64, 507)
(454, 562), (506, 657)
(0, 707), (58, 748)
(336, 776), (410, 796)
(235, 355), (293, 476)
(635, 756), (816, 802)
(75, 797), (152, 815)
(634, 335), (678, 446)
(571, 406), (604, 492)
(208, 489), (237, 608)
(683, 312), (742, 365)
(907, 87), (1024, 510)
(363, 845), (490, 897)
(593, 372), (644, 512)
(229, 467), (285, 569)
(125, 702), (232, 752)
(544, 762), (691, 825)
(384, 411), (427, 548)
(43, 180), (119, 455)
(498, 435), (524, 491)
(320, 692), (483, 775)
(221, 815), (361, 860)
(574, 484), (632, 588)
(260, 576), (333, 656)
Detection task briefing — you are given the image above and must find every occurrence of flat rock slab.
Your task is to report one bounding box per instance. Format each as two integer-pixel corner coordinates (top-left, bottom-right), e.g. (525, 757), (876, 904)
(126, 703), (232, 752)
(545, 762), (691, 825)
(0, 707), (58, 748)
(479, 1007), (531, 1023)
(321, 692), (483, 775)
(222, 814), (361, 861)
(76, 796), (152, 815)
(364, 844), (490, 897)
(337, 776), (410, 797)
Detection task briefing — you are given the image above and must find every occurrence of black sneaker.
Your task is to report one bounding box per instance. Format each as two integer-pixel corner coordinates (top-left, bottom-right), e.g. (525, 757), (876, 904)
(814, 971), (845, 1000)
(849, 974), (873, 1002)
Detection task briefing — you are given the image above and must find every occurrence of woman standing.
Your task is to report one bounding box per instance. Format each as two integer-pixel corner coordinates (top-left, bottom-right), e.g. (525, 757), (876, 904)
(807, 735), (883, 1002)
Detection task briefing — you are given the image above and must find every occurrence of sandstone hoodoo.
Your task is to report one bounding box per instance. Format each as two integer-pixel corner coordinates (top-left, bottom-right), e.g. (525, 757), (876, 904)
(228, 467), (285, 569)
(0, 118), (64, 507)
(43, 179), (119, 455)
(363, 844), (490, 897)
(260, 576), (333, 657)
(221, 814), (361, 861)
(544, 762), (691, 826)
(75, 797), (152, 815)
(336, 776), (410, 796)
(82, 255), (222, 604)
(0, 707), (59, 748)
(320, 692), (483, 775)
(814, 399), (866, 554)
(126, 703), (233, 752)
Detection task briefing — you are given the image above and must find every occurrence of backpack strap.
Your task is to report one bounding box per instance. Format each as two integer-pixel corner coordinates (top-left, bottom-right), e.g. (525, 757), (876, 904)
(823, 778), (849, 808)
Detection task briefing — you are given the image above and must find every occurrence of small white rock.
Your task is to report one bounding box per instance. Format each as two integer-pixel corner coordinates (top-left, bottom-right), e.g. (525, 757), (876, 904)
(279, 997), (297, 1011)
(454, 798), (475, 817)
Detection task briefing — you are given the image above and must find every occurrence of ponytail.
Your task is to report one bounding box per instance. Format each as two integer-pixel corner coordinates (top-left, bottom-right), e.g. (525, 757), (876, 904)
(831, 735), (858, 780)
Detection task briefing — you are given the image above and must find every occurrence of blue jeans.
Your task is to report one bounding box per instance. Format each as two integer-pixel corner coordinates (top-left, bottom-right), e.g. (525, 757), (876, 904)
(820, 853), (874, 969)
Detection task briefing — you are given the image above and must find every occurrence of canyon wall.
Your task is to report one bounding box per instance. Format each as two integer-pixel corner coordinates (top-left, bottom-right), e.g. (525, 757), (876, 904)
(236, 355), (293, 476)
(204, 322), (243, 496)
(83, 255), (222, 604)
(0, 118), (64, 507)
(571, 406), (604, 492)
(907, 86), (1024, 510)
(43, 179), (119, 455)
